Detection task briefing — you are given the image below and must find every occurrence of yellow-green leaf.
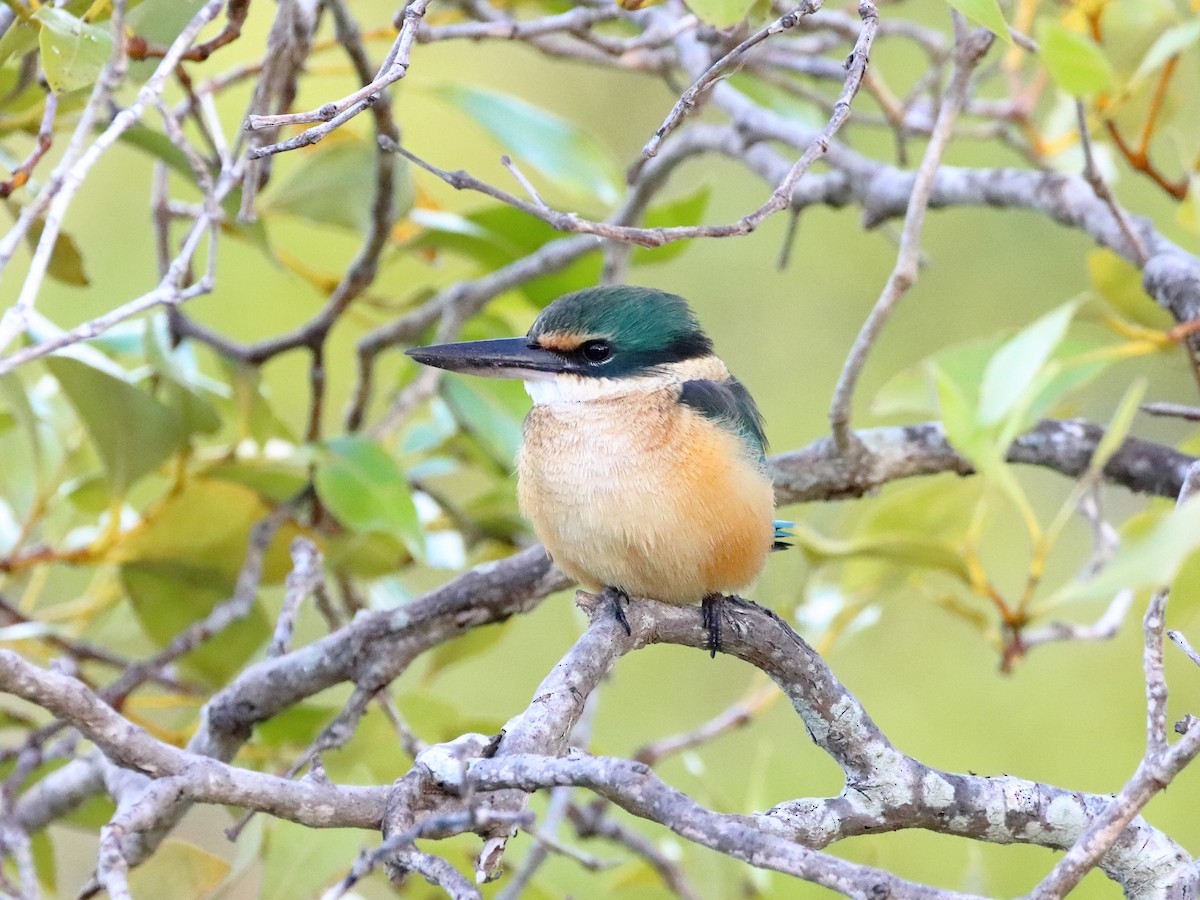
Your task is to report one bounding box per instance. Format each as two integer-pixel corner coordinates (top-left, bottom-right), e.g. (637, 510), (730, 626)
(978, 301), (1076, 426)
(314, 436), (422, 557)
(1087, 378), (1146, 477)
(1087, 248), (1174, 328)
(441, 377), (524, 470)
(686, 0), (756, 27)
(128, 840), (230, 900)
(26, 220), (89, 286)
(1051, 497), (1200, 604)
(261, 138), (413, 232)
(1133, 18), (1200, 84)
(44, 356), (187, 496)
(945, 0), (1012, 43)
(424, 620), (512, 683)
(113, 478), (298, 581)
(121, 561), (271, 685)
(432, 83), (621, 205)
(261, 820), (364, 900)
(1037, 19), (1115, 95)
(33, 7), (113, 95)
(794, 524), (972, 582)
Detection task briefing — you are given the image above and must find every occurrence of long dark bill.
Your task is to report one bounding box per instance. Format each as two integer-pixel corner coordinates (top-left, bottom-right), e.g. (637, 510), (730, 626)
(406, 337), (569, 379)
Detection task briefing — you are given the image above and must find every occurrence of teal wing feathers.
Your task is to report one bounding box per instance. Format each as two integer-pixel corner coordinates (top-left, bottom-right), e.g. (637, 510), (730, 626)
(679, 378), (795, 552)
(678, 377), (768, 465)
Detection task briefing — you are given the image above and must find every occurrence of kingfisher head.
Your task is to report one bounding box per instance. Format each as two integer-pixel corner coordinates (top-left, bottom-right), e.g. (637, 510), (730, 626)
(406, 285), (718, 397)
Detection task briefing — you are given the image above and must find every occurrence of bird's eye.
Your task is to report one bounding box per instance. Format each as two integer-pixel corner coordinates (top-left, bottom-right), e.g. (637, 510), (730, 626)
(579, 340), (613, 364)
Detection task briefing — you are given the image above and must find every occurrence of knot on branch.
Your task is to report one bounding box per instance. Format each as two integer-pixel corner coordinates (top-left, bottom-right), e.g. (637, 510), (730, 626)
(415, 732), (502, 791)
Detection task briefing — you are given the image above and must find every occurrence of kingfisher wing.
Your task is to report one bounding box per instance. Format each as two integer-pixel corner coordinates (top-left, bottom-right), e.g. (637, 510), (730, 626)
(678, 377), (768, 466)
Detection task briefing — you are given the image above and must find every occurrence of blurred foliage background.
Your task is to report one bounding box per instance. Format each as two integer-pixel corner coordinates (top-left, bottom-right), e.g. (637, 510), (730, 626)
(4, 0), (1200, 896)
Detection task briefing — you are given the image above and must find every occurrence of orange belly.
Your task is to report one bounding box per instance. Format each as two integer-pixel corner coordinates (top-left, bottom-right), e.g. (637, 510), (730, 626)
(517, 392), (775, 604)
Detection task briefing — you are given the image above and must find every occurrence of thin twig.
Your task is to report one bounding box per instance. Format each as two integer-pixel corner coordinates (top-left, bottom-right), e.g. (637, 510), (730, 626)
(322, 809), (531, 900)
(828, 18), (994, 451)
(1140, 401), (1200, 421)
(635, 0), (823, 176)
(268, 538), (324, 657)
(245, 0), (430, 158)
(385, 3), (876, 250)
(0, 92), (57, 199)
(1167, 630), (1200, 669)
(1026, 460), (1200, 896)
(500, 154), (548, 209)
(1074, 100), (1149, 266)
(0, 0), (223, 357)
(126, 0), (249, 63)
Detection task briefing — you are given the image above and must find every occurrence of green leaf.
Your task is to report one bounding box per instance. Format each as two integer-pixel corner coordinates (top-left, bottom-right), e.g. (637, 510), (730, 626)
(1087, 378), (1146, 476)
(126, 0), (207, 46)
(934, 365), (1037, 530)
(261, 138), (413, 232)
(934, 366), (993, 470)
(80, 319), (146, 358)
(945, 0), (1012, 43)
(114, 478), (298, 582)
(0, 374), (44, 479)
(408, 204), (602, 305)
(441, 377), (525, 470)
(1037, 19), (1115, 95)
(220, 362), (296, 445)
(1087, 248), (1174, 328)
(26, 219), (88, 286)
(261, 820), (365, 900)
(978, 301), (1076, 426)
(33, 8), (113, 95)
(121, 562), (271, 685)
(794, 524), (971, 582)
(631, 188), (711, 266)
(127, 840), (230, 900)
(207, 458), (310, 504)
(396, 692), (504, 745)
(1133, 18), (1200, 84)
(314, 436), (422, 556)
(118, 124), (193, 180)
(424, 620), (512, 683)
(1051, 497), (1200, 604)
(432, 83), (620, 205)
(44, 356), (187, 496)
(874, 331), (1113, 425)
(255, 703), (337, 747)
(64, 474), (110, 514)
(686, 0), (756, 27)
(30, 830), (55, 895)
(323, 530), (411, 576)
(0, 19), (39, 68)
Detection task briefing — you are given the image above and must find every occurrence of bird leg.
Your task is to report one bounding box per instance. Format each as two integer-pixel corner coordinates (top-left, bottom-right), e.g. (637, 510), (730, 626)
(602, 585), (632, 636)
(702, 593), (724, 658)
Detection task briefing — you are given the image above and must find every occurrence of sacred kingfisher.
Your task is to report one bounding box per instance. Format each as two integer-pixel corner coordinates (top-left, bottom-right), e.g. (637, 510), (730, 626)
(407, 285), (789, 652)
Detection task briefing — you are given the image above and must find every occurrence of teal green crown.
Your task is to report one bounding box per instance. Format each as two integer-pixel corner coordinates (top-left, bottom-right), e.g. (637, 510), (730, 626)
(529, 286), (714, 375)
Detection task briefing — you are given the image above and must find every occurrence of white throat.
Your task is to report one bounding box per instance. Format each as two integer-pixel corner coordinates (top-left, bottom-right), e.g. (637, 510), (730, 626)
(522, 355), (730, 406)
(524, 376), (635, 405)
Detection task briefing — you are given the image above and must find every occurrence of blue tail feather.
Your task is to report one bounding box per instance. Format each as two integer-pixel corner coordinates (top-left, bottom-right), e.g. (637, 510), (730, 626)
(772, 519), (795, 551)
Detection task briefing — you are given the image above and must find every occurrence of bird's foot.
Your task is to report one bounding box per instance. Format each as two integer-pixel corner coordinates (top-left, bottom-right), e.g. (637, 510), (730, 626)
(602, 586), (632, 636)
(702, 593), (724, 658)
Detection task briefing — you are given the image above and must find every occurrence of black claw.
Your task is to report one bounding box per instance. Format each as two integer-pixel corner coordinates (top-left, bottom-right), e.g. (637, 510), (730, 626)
(702, 594), (723, 658)
(603, 586), (632, 636)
